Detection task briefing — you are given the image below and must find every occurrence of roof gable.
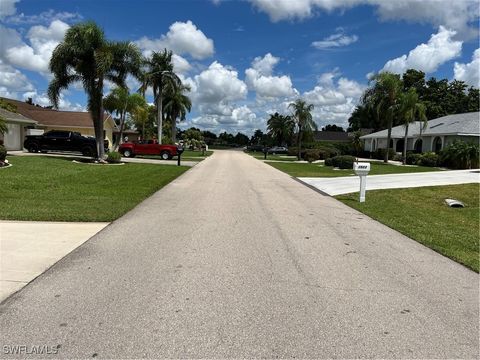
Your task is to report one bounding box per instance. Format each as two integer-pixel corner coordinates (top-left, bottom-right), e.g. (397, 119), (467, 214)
(361, 112), (480, 139)
(0, 97), (115, 129)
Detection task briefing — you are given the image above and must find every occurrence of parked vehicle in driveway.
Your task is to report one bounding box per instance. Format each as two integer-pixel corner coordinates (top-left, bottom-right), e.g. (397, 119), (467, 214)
(24, 130), (108, 157)
(118, 140), (179, 160)
(267, 146), (288, 154)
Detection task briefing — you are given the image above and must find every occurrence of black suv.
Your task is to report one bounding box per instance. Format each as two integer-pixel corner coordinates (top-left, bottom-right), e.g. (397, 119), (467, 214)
(24, 130), (109, 157)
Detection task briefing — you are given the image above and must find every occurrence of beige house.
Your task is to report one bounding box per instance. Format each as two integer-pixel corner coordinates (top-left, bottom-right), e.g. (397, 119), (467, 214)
(1, 98), (117, 150)
(361, 112), (480, 153)
(0, 108), (37, 150)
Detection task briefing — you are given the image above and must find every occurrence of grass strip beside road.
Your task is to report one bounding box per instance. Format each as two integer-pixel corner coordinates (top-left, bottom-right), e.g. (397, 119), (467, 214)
(336, 184), (479, 272)
(266, 161), (443, 177)
(249, 152), (298, 162)
(0, 156), (188, 222)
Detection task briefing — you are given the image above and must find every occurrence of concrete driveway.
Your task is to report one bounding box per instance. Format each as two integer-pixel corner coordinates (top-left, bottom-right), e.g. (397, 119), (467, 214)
(0, 151), (477, 358)
(0, 221), (108, 302)
(299, 169), (480, 195)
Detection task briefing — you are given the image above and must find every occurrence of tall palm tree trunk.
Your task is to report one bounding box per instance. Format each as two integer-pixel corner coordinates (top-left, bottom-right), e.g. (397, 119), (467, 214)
(402, 124), (409, 165)
(297, 127), (302, 161)
(93, 107), (105, 160)
(115, 110), (126, 151)
(385, 118), (392, 163)
(157, 94), (163, 144)
(171, 112), (178, 143)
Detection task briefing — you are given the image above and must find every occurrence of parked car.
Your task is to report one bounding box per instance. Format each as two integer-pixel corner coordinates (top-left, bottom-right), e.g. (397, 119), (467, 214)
(247, 145), (265, 152)
(118, 141), (179, 160)
(24, 130), (108, 157)
(267, 146), (288, 154)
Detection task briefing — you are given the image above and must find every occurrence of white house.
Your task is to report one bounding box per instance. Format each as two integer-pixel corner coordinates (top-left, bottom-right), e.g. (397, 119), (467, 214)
(0, 108), (37, 151)
(361, 112), (480, 153)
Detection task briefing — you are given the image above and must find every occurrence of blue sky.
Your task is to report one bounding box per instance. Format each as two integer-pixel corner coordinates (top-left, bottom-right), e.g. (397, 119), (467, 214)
(0, 0), (478, 134)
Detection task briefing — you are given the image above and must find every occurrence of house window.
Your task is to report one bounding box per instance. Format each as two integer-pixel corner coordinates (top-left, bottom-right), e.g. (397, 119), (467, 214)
(414, 139), (422, 153)
(433, 137), (442, 153)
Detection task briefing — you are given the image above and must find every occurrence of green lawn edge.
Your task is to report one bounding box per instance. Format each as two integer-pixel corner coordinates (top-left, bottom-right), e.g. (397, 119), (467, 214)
(336, 184), (480, 272)
(0, 156), (189, 222)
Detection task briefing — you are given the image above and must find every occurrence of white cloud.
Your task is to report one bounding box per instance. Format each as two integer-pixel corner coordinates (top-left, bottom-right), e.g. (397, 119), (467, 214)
(22, 90), (85, 112)
(136, 20), (214, 60)
(0, 0), (19, 19)
(5, 20), (70, 73)
(0, 25), (23, 58)
(302, 70), (365, 128)
(0, 60), (34, 93)
(382, 26), (462, 74)
(247, 0), (479, 39)
(172, 54), (192, 74)
(193, 61), (247, 103)
(454, 49), (480, 87)
(312, 32), (358, 49)
(5, 9), (83, 25)
(245, 53), (297, 99)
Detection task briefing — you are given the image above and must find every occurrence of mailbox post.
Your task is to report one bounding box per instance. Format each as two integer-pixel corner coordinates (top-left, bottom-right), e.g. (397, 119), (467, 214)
(353, 162), (371, 202)
(177, 145), (184, 166)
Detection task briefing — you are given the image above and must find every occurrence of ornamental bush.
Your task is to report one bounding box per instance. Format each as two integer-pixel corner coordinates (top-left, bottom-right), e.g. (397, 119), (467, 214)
(439, 141), (480, 169)
(106, 151), (122, 163)
(325, 155), (355, 169)
(406, 151), (422, 165)
(372, 148), (396, 160)
(417, 152), (438, 167)
(0, 144), (6, 161)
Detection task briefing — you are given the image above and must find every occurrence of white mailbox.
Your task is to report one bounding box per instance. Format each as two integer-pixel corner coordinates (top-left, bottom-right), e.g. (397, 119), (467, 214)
(353, 162), (370, 202)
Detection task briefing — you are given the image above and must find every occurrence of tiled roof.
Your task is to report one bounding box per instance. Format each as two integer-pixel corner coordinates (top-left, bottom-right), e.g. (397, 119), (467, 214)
(0, 97), (113, 128)
(313, 131), (350, 141)
(361, 112), (480, 139)
(0, 107), (37, 124)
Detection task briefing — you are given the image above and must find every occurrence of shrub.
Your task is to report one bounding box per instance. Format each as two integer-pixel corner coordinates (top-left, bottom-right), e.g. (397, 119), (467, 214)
(439, 141), (480, 169)
(0, 144), (6, 161)
(325, 155), (355, 169)
(107, 151), (122, 164)
(406, 152), (422, 165)
(417, 152), (438, 167)
(372, 148), (396, 161)
(303, 149), (320, 163)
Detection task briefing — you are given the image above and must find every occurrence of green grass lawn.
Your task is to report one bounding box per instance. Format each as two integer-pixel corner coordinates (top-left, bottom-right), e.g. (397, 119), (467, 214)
(248, 152), (298, 162)
(336, 184), (479, 272)
(266, 161), (443, 177)
(136, 150), (213, 161)
(0, 156), (188, 222)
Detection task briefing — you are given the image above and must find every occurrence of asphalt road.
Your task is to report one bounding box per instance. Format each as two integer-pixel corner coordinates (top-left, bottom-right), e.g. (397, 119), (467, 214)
(0, 150), (478, 359)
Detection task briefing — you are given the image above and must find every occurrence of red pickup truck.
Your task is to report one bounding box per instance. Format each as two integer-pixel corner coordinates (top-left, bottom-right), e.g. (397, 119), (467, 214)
(119, 141), (179, 160)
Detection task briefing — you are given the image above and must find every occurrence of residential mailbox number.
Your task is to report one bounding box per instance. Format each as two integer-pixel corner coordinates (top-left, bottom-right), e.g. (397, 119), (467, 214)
(353, 162), (370, 202)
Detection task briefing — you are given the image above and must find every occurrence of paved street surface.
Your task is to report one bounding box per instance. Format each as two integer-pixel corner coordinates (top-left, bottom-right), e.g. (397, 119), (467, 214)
(0, 221), (108, 302)
(299, 169), (480, 195)
(0, 150), (478, 358)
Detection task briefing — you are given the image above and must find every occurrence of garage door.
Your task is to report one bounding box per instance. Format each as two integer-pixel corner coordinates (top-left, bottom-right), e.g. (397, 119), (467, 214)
(4, 123), (22, 151)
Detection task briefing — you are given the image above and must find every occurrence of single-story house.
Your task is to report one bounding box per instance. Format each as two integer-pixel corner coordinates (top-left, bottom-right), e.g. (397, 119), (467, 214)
(361, 112), (480, 153)
(0, 97), (117, 150)
(0, 108), (37, 150)
(313, 131), (350, 142)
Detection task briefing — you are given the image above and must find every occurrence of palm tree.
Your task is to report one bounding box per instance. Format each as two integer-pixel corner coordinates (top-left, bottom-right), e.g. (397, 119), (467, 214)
(267, 112), (295, 146)
(163, 84), (191, 143)
(0, 117), (7, 135)
(288, 99), (317, 160)
(48, 21), (141, 160)
(104, 87), (146, 149)
(398, 88), (427, 165)
(352, 131), (363, 158)
(140, 50), (180, 144)
(368, 72), (403, 163)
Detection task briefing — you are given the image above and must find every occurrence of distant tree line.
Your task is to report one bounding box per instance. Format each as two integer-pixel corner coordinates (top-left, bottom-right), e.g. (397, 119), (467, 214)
(348, 69), (479, 132)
